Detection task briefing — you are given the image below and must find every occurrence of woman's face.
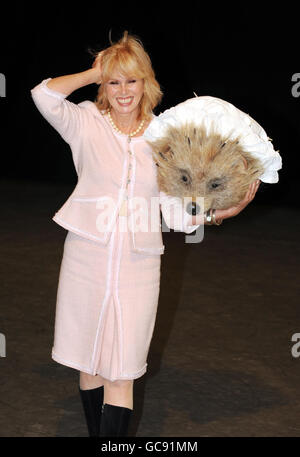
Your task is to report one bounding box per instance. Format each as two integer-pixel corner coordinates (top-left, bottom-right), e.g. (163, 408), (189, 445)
(104, 70), (144, 118)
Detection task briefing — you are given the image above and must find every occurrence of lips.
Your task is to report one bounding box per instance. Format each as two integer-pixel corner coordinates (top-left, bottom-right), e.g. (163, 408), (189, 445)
(116, 96), (134, 106)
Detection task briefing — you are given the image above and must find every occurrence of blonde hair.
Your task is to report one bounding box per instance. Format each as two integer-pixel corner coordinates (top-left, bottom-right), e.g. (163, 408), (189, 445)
(92, 31), (163, 121)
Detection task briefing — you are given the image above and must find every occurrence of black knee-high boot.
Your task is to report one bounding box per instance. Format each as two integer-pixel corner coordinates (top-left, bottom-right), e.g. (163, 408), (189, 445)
(79, 385), (104, 437)
(99, 403), (132, 437)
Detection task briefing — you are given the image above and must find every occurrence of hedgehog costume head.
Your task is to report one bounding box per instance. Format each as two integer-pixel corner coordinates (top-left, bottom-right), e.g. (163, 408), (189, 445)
(144, 96), (282, 214)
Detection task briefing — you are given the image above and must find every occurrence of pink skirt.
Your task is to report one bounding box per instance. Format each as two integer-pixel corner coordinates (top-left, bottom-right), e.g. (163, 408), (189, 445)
(51, 215), (161, 381)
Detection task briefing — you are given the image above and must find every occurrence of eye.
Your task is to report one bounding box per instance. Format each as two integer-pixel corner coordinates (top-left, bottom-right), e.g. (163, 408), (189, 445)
(179, 169), (191, 185)
(128, 79), (137, 83)
(207, 178), (226, 191)
(108, 80), (119, 85)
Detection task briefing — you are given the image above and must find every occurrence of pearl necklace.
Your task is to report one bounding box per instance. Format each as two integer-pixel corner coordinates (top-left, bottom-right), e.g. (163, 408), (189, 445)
(107, 109), (145, 137)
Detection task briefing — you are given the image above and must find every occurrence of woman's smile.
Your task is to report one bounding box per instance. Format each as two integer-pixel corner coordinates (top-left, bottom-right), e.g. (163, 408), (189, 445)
(116, 96), (134, 106)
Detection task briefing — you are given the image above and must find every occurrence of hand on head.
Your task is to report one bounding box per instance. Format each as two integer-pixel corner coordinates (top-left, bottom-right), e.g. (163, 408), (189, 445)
(91, 51), (104, 85)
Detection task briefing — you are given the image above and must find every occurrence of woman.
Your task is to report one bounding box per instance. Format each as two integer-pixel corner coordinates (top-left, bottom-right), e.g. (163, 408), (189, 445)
(31, 31), (260, 437)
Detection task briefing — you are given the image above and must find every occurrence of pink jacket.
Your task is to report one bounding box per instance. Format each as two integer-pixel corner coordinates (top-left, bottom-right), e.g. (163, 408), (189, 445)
(30, 79), (200, 255)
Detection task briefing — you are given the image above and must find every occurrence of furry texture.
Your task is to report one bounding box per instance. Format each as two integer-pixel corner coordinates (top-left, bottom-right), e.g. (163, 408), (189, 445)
(149, 122), (264, 212)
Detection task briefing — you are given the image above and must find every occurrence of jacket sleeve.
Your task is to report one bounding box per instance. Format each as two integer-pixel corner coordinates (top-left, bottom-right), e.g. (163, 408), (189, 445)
(159, 191), (201, 234)
(30, 78), (84, 144)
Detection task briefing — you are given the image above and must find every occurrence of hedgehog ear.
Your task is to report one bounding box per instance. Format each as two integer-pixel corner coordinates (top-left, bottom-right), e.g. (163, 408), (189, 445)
(155, 143), (173, 161)
(241, 156), (248, 169)
(162, 146), (173, 158)
(232, 154), (248, 171)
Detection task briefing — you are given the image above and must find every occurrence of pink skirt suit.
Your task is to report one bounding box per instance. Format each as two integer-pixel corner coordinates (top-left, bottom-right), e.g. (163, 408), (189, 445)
(54, 218), (161, 381)
(30, 78), (200, 382)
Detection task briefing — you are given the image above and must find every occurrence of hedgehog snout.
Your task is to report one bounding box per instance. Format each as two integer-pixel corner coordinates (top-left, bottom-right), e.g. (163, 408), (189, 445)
(186, 200), (201, 216)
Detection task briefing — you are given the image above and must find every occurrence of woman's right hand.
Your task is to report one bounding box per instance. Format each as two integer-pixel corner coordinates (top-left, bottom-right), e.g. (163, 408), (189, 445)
(91, 51), (104, 85)
(214, 179), (261, 222)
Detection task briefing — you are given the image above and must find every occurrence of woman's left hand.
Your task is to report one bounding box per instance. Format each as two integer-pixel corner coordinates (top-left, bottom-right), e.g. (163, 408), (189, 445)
(215, 179), (261, 221)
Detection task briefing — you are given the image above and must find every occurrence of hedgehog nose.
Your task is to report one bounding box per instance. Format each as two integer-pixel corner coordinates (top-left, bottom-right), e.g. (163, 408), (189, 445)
(186, 200), (201, 216)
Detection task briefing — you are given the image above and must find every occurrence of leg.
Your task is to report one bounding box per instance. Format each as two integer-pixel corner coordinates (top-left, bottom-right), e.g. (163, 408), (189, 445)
(100, 379), (134, 437)
(103, 379), (134, 409)
(79, 371), (105, 390)
(78, 371), (105, 437)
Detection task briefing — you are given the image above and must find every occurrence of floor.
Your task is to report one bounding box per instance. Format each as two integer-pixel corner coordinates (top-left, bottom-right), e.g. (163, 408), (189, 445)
(0, 178), (300, 437)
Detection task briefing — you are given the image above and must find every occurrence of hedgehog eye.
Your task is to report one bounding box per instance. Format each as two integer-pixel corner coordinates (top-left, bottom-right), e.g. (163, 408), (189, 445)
(179, 169), (191, 185)
(207, 178), (225, 191)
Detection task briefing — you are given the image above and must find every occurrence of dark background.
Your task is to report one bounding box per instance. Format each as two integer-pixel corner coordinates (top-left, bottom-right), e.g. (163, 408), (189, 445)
(1, 2), (300, 440)
(1, 3), (299, 207)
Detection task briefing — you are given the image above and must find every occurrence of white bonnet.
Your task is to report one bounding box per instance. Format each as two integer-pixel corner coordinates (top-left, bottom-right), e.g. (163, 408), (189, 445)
(144, 96), (282, 183)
